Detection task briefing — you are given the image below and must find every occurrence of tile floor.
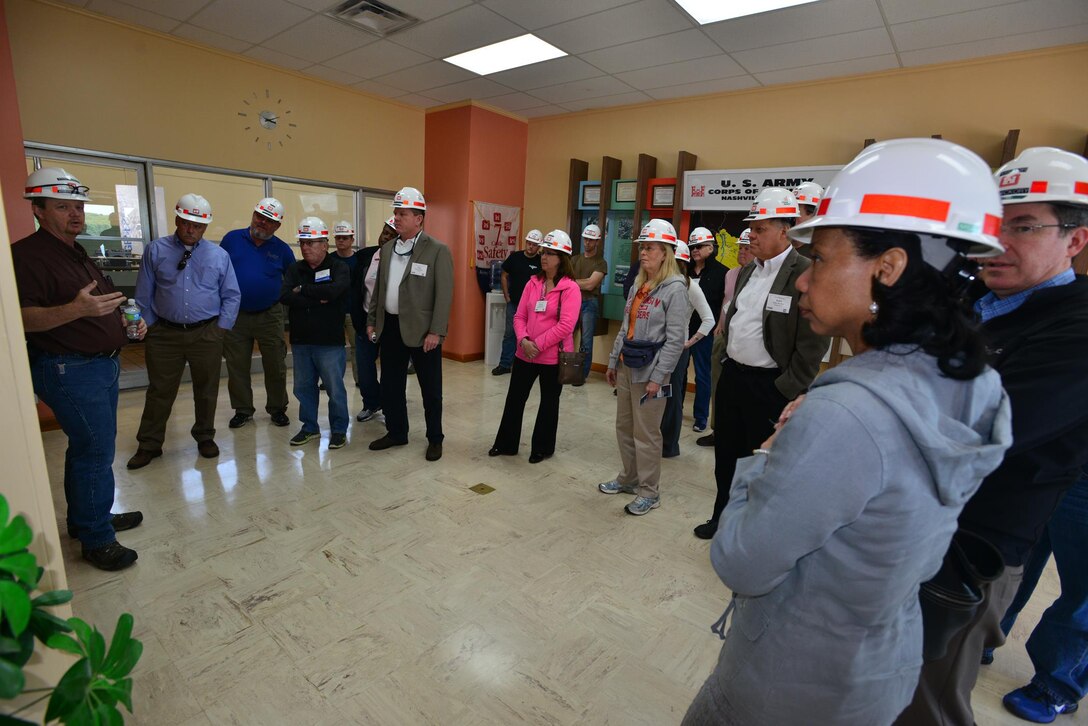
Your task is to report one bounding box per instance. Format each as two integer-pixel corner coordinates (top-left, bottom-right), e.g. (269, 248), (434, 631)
(40, 361), (1081, 725)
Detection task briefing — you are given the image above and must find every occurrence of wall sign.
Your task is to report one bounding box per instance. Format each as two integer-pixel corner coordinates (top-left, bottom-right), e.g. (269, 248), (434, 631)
(683, 166), (841, 211)
(473, 201), (521, 265)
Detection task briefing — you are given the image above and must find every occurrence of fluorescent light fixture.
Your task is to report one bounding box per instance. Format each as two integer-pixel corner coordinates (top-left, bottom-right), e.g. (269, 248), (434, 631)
(674, 0), (821, 25)
(444, 34), (566, 75)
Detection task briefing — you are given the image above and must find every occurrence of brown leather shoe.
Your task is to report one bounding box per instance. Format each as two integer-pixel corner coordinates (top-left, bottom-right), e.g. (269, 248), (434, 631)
(197, 440), (219, 458)
(126, 449), (161, 470)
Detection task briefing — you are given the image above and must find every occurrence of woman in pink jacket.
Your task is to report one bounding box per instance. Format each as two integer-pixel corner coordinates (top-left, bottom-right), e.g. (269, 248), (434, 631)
(489, 229), (581, 463)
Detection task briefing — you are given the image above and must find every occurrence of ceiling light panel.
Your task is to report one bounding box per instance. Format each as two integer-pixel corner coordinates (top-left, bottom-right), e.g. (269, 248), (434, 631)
(674, 0), (822, 25)
(445, 34), (567, 75)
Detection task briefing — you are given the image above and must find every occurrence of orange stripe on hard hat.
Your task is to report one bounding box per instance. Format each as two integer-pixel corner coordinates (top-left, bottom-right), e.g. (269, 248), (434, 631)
(817, 198), (831, 215)
(1075, 181), (1088, 195)
(1030, 181), (1048, 193)
(775, 206), (797, 214)
(983, 214), (1001, 236)
(859, 194), (950, 222)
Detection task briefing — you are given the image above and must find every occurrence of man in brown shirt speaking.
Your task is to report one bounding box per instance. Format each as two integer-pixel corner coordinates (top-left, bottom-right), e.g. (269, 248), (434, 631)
(13, 168), (145, 571)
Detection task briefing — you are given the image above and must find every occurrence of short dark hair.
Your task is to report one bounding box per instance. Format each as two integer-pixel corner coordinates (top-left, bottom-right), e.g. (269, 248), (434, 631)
(1051, 202), (1088, 232)
(842, 227), (987, 380)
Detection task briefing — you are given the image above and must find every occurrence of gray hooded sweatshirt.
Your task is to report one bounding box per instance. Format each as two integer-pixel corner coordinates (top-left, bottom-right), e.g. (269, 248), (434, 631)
(687, 346), (1012, 726)
(607, 274), (688, 385)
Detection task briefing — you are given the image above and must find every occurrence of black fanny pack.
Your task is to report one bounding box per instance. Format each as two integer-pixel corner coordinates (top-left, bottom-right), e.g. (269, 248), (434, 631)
(621, 338), (664, 369)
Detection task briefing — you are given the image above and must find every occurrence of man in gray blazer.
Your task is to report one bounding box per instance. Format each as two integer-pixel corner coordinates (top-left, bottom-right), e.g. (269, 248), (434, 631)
(366, 187), (454, 461)
(694, 188), (829, 539)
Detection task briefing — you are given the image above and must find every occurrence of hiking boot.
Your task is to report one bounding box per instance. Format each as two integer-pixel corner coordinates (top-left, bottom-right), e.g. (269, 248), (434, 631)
(82, 541), (138, 571)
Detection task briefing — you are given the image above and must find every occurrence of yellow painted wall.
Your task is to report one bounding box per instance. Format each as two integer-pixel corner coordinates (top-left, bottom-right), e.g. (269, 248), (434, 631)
(7, 0), (423, 191)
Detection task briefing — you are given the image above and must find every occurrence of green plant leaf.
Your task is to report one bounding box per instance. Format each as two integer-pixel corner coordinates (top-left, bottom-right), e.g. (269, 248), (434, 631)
(44, 658), (92, 722)
(6, 628), (34, 667)
(0, 580), (32, 636)
(0, 656), (26, 699)
(30, 608), (73, 644)
(85, 626), (106, 673)
(32, 589), (73, 607)
(0, 635), (21, 654)
(0, 553), (38, 586)
(0, 713), (40, 725)
(93, 700), (123, 726)
(46, 632), (84, 657)
(63, 701), (94, 726)
(97, 679), (133, 713)
(0, 495), (8, 531)
(67, 618), (93, 649)
(101, 614), (132, 676)
(103, 640), (142, 680)
(0, 514), (33, 557)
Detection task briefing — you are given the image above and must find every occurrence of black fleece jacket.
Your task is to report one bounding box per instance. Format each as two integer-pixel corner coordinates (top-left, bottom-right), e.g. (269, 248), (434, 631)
(280, 254), (349, 346)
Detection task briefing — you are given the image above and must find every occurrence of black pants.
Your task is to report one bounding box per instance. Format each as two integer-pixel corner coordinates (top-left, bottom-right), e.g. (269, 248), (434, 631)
(710, 359), (787, 524)
(379, 314), (443, 443)
(493, 357), (562, 456)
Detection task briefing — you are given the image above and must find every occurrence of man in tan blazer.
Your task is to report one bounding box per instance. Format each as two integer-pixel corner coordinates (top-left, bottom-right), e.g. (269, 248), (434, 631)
(366, 187), (454, 461)
(693, 188), (829, 539)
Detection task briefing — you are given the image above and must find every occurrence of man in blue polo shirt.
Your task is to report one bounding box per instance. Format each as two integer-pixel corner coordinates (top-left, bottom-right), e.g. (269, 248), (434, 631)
(221, 197), (296, 429)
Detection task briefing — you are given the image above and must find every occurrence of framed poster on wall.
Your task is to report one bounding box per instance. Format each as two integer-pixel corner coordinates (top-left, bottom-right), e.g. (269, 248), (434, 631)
(580, 182), (601, 208)
(651, 183), (675, 208)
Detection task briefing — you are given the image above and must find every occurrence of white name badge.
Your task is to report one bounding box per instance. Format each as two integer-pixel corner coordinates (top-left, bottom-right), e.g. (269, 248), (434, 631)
(411, 262), (428, 277)
(534, 299), (548, 313)
(765, 293), (792, 314)
(315, 268), (331, 282)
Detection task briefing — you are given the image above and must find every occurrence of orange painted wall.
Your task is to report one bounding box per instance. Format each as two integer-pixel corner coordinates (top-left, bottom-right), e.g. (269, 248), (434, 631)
(425, 104), (527, 358)
(0, 0), (32, 242)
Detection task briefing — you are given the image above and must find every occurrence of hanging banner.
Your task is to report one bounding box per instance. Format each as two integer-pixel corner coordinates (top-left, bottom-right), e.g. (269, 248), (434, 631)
(473, 201), (521, 267)
(684, 165), (841, 211)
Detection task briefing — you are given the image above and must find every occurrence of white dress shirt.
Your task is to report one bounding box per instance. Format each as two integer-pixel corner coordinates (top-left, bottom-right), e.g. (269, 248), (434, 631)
(384, 233), (419, 315)
(726, 245), (792, 368)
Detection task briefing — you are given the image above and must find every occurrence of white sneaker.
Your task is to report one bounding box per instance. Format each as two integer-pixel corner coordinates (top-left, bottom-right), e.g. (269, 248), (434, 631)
(625, 496), (660, 515)
(356, 407), (381, 422)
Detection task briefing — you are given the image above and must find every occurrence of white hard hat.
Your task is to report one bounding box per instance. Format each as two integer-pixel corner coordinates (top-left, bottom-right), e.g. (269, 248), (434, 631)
(24, 167), (90, 202)
(737, 229), (751, 245)
(393, 186), (426, 212)
(540, 229), (573, 254)
(581, 223), (601, 240)
(674, 241), (691, 263)
(792, 181), (823, 208)
(175, 193), (213, 224)
(525, 228), (544, 245)
(744, 187), (800, 221)
(688, 226), (715, 246)
(255, 197), (285, 223)
(385, 216), (396, 228)
(995, 147), (1088, 208)
(297, 216), (329, 240)
(637, 218), (679, 246)
(334, 220), (355, 236)
(789, 138), (1004, 267)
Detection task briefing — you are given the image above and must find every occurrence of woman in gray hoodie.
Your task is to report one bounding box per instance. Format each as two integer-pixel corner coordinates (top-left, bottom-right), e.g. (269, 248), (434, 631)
(683, 139), (1013, 725)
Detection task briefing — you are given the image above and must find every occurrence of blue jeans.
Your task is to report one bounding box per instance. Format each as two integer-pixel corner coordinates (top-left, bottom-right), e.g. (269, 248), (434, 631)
(354, 332), (380, 411)
(660, 347), (691, 457)
(499, 301), (517, 369)
(292, 344), (348, 434)
(996, 469), (1088, 703)
(30, 353), (120, 548)
(690, 334), (713, 428)
(579, 298), (598, 379)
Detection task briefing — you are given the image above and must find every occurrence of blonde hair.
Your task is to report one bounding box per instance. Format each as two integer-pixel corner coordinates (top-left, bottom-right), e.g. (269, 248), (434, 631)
(635, 243), (682, 291)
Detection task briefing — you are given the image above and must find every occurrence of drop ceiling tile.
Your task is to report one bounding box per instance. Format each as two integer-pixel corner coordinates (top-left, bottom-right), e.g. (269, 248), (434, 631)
(389, 5), (523, 58)
(86, 0), (180, 33)
(377, 0), (475, 22)
(353, 78), (412, 97)
(754, 53), (899, 86)
(530, 75), (637, 104)
(890, 0), (1088, 51)
(422, 77), (513, 103)
(261, 15), (377, 64)
(55, 0), (90, 6)
(900, 23), (1088, 66)
(519, 104), (571, 118)
(374, 60), (476, 94)
(485, 92), (550, 112)
(581, 28), (723, 74)
(243, 45), (312, 71)
(324, 40), (431, 78)
(111, 0), (209, 22)
(486, 56), (603, 91)
(188, 0), (312, 45)
(536, 0), (694, 55)
(395, 93), (445, 108)
(702, 0), (884, 53)
(304, 64), (366, 86)
(173, 23), (253, 54)
(880, 0), (1028, 25)
(615, 54), (746, 91)
(480, 0), (637, 30)
(645, 75), (760, 99)
(734, 27), (894, 73)
(561, 90), (653, 112)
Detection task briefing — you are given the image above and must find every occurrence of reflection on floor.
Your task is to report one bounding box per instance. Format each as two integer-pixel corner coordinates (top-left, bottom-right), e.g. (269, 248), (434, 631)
(40, 362), (1079, 725)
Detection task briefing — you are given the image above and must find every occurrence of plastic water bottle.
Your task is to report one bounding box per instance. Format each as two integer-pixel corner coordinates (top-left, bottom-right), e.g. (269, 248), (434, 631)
(122, 301), (141, 340)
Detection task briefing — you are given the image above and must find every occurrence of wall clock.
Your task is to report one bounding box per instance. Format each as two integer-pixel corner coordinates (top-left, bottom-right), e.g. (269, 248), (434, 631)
(238, 89), (298, 151)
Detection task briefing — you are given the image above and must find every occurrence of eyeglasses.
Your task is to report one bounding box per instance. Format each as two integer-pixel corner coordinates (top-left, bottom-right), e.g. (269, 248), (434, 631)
(56, 184), (90, 197)
(177, 249), (193, 271)
(540, 249), (559, 257)
(299, 239), (327, 247)
(1000, 223), (1077, 238)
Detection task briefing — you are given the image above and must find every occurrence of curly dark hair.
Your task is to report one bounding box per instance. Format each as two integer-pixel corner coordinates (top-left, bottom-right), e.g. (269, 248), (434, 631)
(842, 227), (988, 380)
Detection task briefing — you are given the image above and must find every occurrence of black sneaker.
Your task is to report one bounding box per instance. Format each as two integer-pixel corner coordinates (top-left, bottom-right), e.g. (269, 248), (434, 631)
(491, 365), (511, 376)
(696, 433), (716, 447)
(328, 433), (347, 449)
(228, 412), (253, 429)
(82, 541), (138, 571)
(270, 411), (290, 427)
(68, 511), (144, 539)
(290, 429), (320, 446)
(694, 520), (717, 540)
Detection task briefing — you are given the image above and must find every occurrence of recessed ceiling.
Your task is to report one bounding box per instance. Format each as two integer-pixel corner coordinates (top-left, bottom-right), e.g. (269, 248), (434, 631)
(64, 0), (1088, 117)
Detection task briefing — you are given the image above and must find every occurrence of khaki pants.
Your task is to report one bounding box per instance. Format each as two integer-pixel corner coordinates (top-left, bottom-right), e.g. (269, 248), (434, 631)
(223, 305), (288, 416)
(136, 321), (225, 451)
(614, 365), (668, 500)
(709, 333), (727, 430)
